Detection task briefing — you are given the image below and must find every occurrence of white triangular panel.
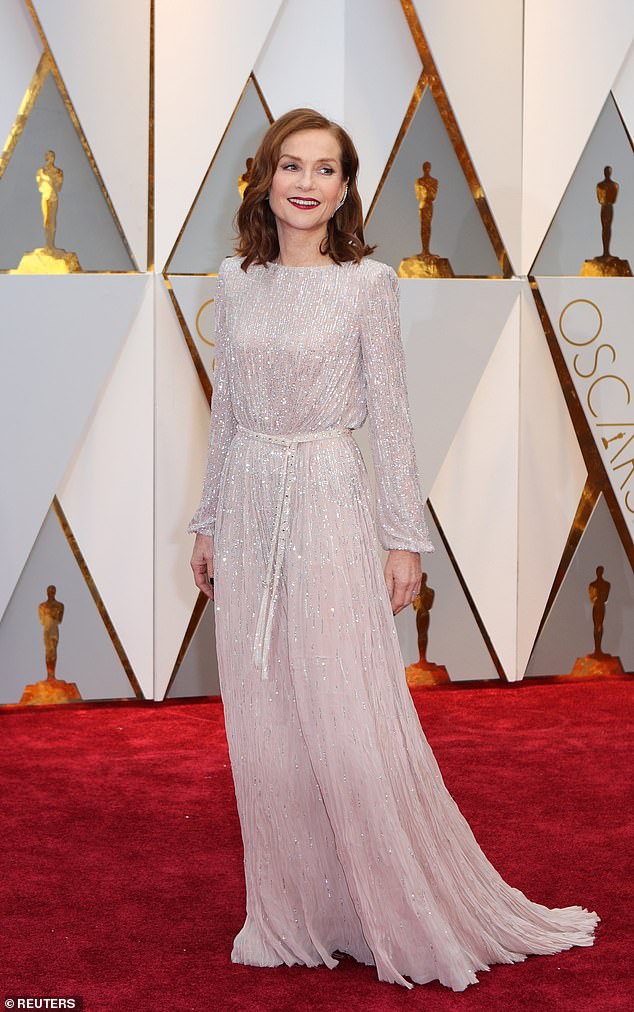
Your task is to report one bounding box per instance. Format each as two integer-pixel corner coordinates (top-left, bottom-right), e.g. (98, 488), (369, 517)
(344, 0), (421, 214)
(431, 295), (520, 678)
(155, 276), (211, 699)
(255, 0), (345, 122)
(256, 0), (421, 216)
(613, 37), (634, 138)
(412, 0), (523, 272)
(400, 278), (520, 495)
(168, 274), (219, 385)
(517, 281), (588, 677)
(0, 275), (148, 623)
(522, 0), (634, 274)
(538, 277), (634, 542)
(0, 1), (42, 152)
(57, 276), (154, 697)
(33, 0), (150, 269)
(155, 0), (283, 271)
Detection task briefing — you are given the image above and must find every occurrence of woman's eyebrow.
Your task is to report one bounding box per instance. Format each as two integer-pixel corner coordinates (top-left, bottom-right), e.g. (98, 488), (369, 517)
(279, 153), (338, 163)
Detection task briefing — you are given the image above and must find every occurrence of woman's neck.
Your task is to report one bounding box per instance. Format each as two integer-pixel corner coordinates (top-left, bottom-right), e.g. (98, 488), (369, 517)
(275, 226), (331, 267)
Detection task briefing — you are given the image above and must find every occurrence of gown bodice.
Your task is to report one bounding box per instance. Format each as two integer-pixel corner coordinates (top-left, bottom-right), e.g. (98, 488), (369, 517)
(189, 255), (434, 558)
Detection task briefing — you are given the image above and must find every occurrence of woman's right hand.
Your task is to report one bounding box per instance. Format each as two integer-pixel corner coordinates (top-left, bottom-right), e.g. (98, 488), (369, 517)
(190, 533), (215, 599)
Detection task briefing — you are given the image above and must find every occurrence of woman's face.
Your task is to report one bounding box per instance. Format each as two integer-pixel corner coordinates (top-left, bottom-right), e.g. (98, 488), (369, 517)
(268, 128), (347, 240)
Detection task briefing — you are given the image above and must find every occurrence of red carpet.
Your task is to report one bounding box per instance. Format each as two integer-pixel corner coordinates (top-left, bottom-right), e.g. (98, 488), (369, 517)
(1, 680), (631, 1011)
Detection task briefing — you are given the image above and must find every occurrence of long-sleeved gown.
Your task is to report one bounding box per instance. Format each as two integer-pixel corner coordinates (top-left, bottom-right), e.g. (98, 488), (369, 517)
(189, 254), (599, 991)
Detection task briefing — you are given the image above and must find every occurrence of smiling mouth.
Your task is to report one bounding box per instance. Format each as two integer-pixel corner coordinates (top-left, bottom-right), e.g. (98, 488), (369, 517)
(288, 197), (320, 209)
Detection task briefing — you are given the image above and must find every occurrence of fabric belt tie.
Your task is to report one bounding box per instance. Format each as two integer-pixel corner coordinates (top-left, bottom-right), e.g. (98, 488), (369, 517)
(236, 422), (351, 680)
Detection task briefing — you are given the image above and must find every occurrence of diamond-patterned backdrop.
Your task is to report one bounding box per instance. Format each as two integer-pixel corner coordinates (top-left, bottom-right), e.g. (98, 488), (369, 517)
(0, 0), (632, 704)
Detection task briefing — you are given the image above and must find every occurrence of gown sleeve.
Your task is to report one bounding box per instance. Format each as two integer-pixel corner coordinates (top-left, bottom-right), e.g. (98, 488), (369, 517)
(359, 262), (435, 558)
(187, 260), (237, 537)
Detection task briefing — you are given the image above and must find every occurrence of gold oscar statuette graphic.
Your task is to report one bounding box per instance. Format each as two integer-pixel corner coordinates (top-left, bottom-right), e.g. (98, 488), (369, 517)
(569, 566), (626, 678)
(20, 585), (82, 705)
(405, 573), (450, 687)
(398, 161), (454, 278)
(580, 166), (632, 277)
(238, 156), (254, 200)
(10, 150), (82, 274)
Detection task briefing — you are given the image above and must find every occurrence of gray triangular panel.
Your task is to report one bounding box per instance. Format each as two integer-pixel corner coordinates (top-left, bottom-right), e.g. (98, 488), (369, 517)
(526, 495), (634, 675)
(168, 79), (270, 274)
(532, 93), (634, 276)
(0, 70), (133, 271)
(0, 505), (134, 704)
(394, 507), (499, 681)
(167, 598), (220, 698)
(365, 88), (500, 276)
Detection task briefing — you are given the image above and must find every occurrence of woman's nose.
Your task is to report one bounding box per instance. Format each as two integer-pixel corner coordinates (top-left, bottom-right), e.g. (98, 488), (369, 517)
(297, 169), (314, 190)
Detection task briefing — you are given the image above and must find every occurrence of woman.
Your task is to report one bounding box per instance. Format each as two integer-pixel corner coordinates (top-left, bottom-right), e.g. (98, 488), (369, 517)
(189, 108), (598, 991)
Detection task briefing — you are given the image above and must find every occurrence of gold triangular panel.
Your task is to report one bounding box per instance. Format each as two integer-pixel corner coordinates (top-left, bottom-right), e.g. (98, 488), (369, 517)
(167, 76), (271, 275)
(0, 501), (141, 705)
(0, 55), (135, 272)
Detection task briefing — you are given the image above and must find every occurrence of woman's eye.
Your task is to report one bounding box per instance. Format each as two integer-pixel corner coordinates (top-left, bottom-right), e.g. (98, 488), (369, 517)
(282, 163), (297, 171)
(320, 166), (334, 175)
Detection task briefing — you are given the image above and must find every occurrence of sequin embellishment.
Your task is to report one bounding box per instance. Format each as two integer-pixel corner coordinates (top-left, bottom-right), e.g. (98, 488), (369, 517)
(237, 422), (351, 679)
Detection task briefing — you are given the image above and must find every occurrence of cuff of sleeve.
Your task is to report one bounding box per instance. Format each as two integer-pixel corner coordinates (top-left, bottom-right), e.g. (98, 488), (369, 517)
(381, 538), (435, 558)
(188, 520), (215, 537)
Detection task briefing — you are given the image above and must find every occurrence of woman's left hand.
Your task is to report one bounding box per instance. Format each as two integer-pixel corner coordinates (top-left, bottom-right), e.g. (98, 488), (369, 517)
(384, 549), (422, 615)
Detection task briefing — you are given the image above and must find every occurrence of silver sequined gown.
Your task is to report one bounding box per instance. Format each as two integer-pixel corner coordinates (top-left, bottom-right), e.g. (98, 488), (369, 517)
(189, 255), (598, 991)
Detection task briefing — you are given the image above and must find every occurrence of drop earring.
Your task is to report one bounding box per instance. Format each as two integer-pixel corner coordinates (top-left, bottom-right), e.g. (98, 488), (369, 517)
(333, 184), (348, 214)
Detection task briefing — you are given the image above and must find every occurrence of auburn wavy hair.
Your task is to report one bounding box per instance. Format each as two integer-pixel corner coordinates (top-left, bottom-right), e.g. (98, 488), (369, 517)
(235, 108), (375, 271)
